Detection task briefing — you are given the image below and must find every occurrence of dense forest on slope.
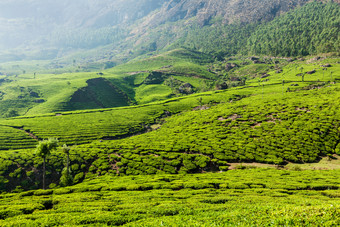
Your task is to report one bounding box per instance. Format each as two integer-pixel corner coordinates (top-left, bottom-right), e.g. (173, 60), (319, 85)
(247, 1), (340, 56)
(54, 1), (339, 65)
(130, 1), (340, 59)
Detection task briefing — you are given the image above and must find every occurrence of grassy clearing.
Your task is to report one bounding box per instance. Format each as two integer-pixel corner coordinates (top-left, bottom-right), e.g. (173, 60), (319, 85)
(286, 155), (340, 170)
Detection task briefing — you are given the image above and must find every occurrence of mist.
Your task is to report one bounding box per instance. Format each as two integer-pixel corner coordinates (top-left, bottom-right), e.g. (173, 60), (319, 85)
(0, 0), (167, 61)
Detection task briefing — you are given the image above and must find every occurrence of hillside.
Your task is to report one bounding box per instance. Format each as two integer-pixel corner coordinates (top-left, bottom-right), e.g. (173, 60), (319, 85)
(138, 0), (312, 27)
(0, 49), (218, 117)
(0, 0), (167, 61)
(126, 1), (340, 59)
(0, 56), (338, 191)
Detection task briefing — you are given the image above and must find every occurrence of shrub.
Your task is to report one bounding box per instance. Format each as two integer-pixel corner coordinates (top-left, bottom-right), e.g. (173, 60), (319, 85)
(34, 189), (53, 196)
(73, 172), (84, 184)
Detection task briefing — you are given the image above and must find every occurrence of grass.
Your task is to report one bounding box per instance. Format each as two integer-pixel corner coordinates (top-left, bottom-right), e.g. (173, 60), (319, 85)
(0, 79), (338, 191)
(135, 84), (173, 104)
(0, 125), (36, 150)
(286, 155), (340, 170)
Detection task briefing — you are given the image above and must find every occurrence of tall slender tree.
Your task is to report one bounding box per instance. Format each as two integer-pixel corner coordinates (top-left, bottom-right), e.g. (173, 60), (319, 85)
(35, 138), (58, 189)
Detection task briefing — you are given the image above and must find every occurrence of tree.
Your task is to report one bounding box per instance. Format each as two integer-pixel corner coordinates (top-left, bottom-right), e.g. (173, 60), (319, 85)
(5, 109), (19, 118)
(60, 144), (73, 186)
(35, 138), (59, 189)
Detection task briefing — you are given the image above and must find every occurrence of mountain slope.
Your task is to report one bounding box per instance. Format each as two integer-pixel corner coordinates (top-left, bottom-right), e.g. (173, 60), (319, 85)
(138, 0), (311, 28)
(127, 1), (340, 59)
(53, 0), (339, 66)
(247, 1), (340, 56)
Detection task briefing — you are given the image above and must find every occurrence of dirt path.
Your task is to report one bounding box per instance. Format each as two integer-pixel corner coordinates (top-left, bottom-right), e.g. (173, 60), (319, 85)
(19, 128), (39, 141)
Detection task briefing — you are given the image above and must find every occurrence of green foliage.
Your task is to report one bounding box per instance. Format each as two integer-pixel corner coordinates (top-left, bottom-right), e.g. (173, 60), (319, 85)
(35, 138), (58, 158)
(35, 138), (59, 189)
(0, 125), (36, 150)
(59, 168), (73, 187)
(0, 49), (216, 118)
(126, 2), (339, 60)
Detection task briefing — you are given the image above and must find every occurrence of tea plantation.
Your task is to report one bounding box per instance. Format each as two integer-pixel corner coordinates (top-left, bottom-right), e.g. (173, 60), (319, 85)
(0, 1), (338, 225)
(0, 56), (338, 226)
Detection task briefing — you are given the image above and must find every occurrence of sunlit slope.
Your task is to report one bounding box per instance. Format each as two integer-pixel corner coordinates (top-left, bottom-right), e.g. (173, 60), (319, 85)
(0, 49), (216, 117)
(1, 89), (244, 146)
(0, 125), (36, 150)
(72, 83), (340, 177)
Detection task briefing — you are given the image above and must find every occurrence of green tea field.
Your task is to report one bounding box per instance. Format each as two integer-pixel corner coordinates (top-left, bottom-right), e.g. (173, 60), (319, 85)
(0, 169), (339, 226)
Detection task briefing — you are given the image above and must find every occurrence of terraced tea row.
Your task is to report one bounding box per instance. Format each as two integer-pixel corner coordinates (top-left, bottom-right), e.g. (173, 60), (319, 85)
(0, 126), (36, 150)
(0, 89), (247, 147)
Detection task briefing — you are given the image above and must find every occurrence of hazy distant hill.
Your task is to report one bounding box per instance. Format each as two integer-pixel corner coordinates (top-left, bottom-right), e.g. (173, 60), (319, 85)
(0, 0), (166, 53)
(0, 0), (338, 63)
